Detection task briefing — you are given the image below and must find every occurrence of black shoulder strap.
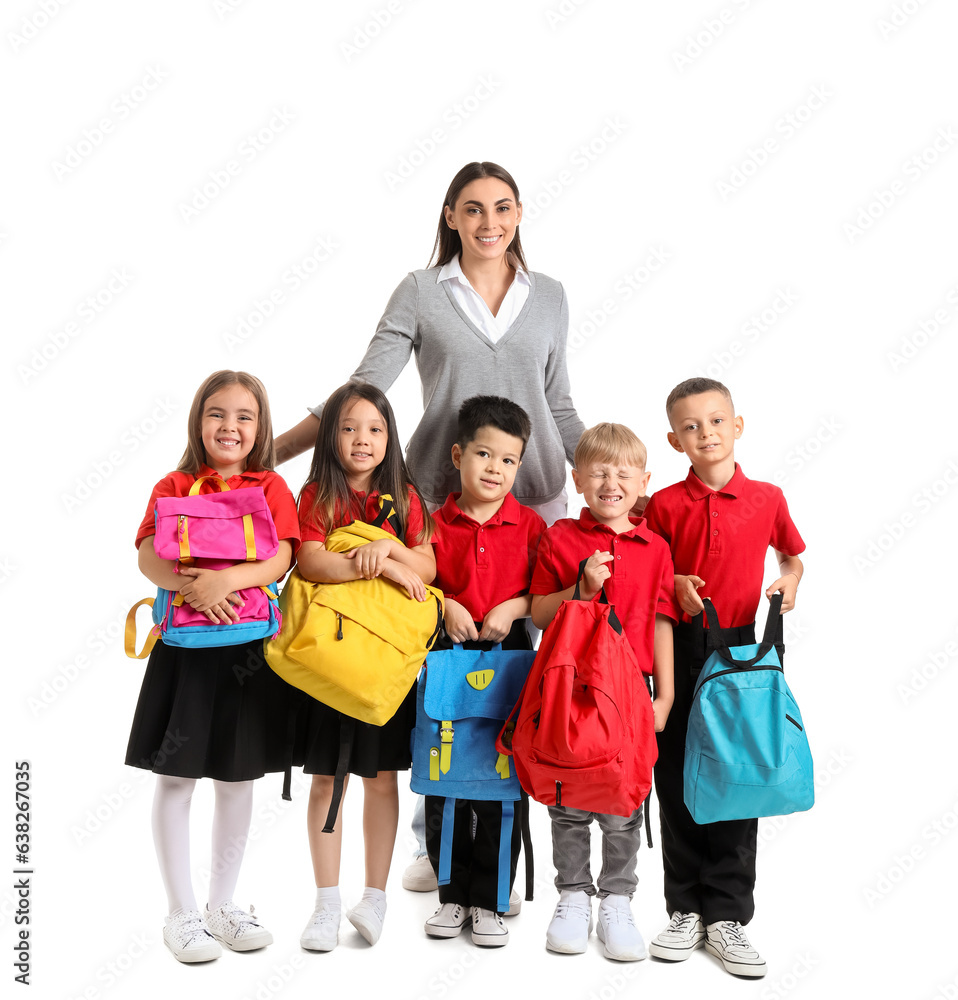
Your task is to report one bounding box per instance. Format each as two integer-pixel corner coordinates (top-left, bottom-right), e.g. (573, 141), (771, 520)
(702, 593), (783, 669)
(370, 494), (405, 543)
(572, 558), (622, 635)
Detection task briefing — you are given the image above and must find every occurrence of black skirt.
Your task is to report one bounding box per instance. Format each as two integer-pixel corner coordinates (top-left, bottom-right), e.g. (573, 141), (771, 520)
(296, 678), (418, 777)
(125, 637), (297, 782)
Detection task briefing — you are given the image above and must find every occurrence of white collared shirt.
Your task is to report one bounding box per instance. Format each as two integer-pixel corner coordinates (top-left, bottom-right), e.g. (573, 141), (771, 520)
(437, 253), (531, 343)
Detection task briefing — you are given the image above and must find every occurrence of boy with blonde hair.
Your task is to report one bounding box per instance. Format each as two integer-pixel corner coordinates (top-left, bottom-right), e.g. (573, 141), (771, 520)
(531, 423), (677, 961)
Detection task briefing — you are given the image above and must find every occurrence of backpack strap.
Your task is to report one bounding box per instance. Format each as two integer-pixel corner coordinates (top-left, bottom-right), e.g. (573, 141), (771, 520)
(571, 558), (624, 636)
(497, 801), (515, 913)
(702, 594), (784, 668)
(520, 790), (534, 902)
(370, 493), (405, 543)
(437, 797), (456, 886)
(322, 715), (355, 833)
(124, 598), (159, 659)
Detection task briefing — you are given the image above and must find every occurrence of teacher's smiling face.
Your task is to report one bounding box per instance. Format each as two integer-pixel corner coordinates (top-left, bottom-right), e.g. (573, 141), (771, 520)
(444, 176), (522, 269)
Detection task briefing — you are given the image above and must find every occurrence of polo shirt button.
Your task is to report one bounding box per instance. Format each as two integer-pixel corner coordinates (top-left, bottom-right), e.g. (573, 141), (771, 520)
(712, 529), (719, 536)
(616, 554), (621, 559)
(711, 511), (718, 517)
(711, 494), (718, 499)
(479, 547), (484, 552)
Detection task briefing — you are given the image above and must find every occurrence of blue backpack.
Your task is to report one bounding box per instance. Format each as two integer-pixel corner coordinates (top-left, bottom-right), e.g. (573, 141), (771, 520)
(683, 594), (814, 824)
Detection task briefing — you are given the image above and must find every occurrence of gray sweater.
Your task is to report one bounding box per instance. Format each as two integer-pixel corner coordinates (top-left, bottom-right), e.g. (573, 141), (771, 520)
(312, 268), (584, 506)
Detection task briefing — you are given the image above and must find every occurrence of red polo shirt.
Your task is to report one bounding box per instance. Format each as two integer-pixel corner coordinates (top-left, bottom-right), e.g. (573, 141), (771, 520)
(642, 464), (805, 628)
(431, 492), (546, 620)
(298, 482), (426, 546)
(530, 510), (679, 674)
(135, 464), (300, 552)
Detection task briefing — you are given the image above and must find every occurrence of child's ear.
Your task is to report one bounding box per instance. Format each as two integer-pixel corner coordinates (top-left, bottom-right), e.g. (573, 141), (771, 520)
(667, 431), (685, 454)
(571, 468), (583, 494)
(734, 415), (744, 438)
(450, 443), (462, 469)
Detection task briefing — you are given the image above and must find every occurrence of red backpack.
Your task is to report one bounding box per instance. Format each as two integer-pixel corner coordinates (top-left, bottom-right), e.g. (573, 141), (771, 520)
(499, 564), (657, 817)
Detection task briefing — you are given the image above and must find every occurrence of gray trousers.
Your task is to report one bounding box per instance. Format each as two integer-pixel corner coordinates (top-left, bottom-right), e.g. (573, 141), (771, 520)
(549, 804), (644, 898)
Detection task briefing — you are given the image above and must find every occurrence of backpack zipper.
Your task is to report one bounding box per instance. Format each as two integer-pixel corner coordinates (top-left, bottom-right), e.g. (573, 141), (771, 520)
(785, 713), (802, 731)
(336, 613), (343, 641)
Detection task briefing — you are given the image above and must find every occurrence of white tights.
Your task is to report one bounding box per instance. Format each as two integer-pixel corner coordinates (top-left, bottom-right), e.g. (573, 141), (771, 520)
(152, 775), (254, 914)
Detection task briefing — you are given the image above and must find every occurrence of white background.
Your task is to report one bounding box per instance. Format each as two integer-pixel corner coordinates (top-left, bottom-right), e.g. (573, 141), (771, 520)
(3, 1), (957, 998)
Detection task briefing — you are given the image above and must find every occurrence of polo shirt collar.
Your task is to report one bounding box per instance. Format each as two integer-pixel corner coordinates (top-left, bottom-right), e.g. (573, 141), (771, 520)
(197, 463), (268, 484)
(683, 463), (746, 500)
(443, 491), (521, 525)
(577, 507), (653, 542)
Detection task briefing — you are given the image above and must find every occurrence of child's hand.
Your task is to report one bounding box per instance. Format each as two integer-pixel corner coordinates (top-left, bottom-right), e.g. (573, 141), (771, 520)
(345, 538), (393, 579)
(479, 604), (515, 643)
(380, 559), (428, 602)
(580, 550), (613, 600)
(177, 567), (241, 618)
(675, 574), (706, 616)
(442, 598), (480, 643)
(765, 573), (798, 612)
(652, 695), (672, 733)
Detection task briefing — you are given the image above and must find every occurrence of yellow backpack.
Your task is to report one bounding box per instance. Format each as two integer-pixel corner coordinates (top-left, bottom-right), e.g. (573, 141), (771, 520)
(265, 502), (443, 728)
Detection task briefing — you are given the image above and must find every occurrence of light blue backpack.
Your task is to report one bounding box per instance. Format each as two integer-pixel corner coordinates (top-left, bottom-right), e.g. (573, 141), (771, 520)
(683, 594), (814, 824)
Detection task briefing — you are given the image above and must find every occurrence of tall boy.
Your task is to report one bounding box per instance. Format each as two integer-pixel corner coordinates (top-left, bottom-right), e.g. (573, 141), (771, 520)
(423, 396), (545, 947)
(531, 423), (677, 962)
(643, 377), (805, 978)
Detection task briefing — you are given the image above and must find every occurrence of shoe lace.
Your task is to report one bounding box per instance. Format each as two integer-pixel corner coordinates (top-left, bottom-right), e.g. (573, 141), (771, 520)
(603, 903), (635, 926)
(556, 898), (591, 920)
(172, 911), (213, 947)
(220, 901), (262, 932)
(309, 905), (337, 926)
(717, 921), (750, 949)
(670, 911), (698, 932)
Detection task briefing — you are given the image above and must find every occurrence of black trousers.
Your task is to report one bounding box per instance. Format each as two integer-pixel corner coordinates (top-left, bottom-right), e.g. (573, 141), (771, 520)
(653, 618), (760, 925)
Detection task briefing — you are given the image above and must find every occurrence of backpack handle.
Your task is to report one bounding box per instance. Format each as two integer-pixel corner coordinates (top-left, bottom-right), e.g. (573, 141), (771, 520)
(370, 493), (405, 543)
(572, 558), (624, 637)
(702, 593), (784, 668)
(189, 475), (231, 495)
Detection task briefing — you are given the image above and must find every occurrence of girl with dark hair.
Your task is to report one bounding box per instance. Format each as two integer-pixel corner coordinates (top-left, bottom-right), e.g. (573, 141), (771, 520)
(295, 383), (436, 952)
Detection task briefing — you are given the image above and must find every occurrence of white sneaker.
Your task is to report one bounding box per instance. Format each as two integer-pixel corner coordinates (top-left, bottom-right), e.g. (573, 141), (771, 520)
(163, 909), (222, 963)
(402, 855), (438, 892)
(348, 895), (386, 945)
(705, 920), (767, 977)
(300, 903), (340, 952)
(471, 907), (508, 947)
(205, 901), (272, 952)
(425, 902), (469, 938)
(649, 911), (706, 961)
(504, 888), (522, 917)
(545, 890), (593, 955)
(596, 894), (646, 962)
